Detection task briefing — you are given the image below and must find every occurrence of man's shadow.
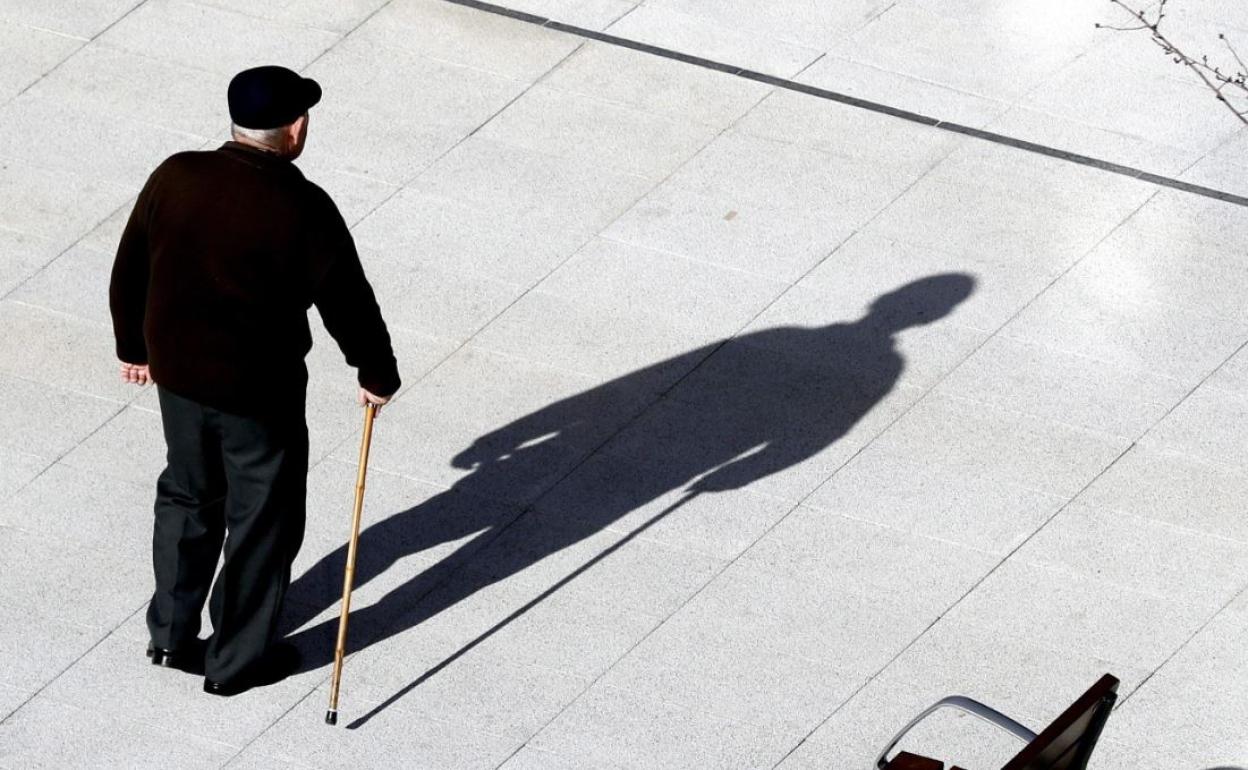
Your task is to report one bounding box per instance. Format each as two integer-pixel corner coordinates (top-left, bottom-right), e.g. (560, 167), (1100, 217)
(283, 273), (975, 723)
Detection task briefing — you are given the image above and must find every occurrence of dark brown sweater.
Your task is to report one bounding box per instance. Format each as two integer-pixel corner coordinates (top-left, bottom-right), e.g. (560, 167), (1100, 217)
(110, 142), (400, 415)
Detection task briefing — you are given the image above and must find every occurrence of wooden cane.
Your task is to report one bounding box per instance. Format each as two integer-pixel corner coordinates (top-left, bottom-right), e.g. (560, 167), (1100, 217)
(325, 402), (379, 726)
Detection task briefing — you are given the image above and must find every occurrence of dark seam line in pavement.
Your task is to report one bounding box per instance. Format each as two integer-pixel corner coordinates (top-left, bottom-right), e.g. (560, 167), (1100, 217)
(1140, 338), (1248, 450)
(773, 442), (1141, 769)
(496, 148), (947, 761)
(347, 156), (739, 734)
(0, 0), (149, 110)
(222, 687), (321, 767)
(769, 188), (1165, 767)
(0, 397), (129, 503)
(311, 39), (596, 439)
(1101, 336), (1248, 708)
(438, 0), (1248, 209)
(357, 88), (786, 737)
(0, 188), (134, 304)
(1119, 582), (1248, 709)
(0, 603), (146, 727)
(490, 115), (957, 758)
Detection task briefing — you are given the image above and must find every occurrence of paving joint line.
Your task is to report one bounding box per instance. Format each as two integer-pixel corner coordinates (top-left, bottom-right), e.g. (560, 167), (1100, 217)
(770, 439), (1140, 769)
(345, 83), (797, 741)
(771, 183), (1225, 762)
(0, 0), (150, 112)
(0, 197), (135, 304)
(1101, 334), (1248, 710)
(599, 1), (640, 30)
(0, 603), (146, 727)
(1136, 337), (1248, 448)
(769, 188), (1164, 765)
(310, 42), (595, 465)
(492, 120), (960, 765)
(342, 33), (592, 242)
(436, 0), (1248, 208)
(1116, 581), (1248, 709)
(219, 684), (322, 767)
(0, 398), (130, 502)
(490, 61), (997, 758)
(1099, 336), (1248, 708)
(291, 0), (398, 74)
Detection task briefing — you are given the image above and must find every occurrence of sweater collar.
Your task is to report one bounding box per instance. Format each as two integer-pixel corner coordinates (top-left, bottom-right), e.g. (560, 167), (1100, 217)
(219, 141), (294, 168)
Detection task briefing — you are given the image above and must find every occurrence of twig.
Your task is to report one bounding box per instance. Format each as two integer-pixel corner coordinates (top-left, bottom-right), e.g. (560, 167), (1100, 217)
(1098, 0), (1248, 125)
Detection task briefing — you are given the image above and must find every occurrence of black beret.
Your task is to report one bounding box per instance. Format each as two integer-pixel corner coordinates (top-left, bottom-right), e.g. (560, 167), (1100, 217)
(228, 65), (322, 130)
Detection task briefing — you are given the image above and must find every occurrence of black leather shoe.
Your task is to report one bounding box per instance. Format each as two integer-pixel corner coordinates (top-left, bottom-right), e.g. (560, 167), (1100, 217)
(147, 639), (207, 675)
(203, 643), (302, 697)
(202, 677), (250, 697)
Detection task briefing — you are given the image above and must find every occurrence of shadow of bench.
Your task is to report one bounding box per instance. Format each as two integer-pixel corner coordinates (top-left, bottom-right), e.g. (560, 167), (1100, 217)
(877, 674), (1119, 770)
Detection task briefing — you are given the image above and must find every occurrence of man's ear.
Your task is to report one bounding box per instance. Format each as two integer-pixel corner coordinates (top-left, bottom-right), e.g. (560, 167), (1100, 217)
(286, 115), (306, 146)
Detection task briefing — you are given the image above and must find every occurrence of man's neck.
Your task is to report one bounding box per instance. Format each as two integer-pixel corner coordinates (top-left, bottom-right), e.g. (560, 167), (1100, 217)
(232, 136), (286, 158)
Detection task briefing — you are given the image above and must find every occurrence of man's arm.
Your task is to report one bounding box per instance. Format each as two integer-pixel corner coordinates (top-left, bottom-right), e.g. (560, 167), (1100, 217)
(312, 232), (402, 402)
(110, 176), (157, 381)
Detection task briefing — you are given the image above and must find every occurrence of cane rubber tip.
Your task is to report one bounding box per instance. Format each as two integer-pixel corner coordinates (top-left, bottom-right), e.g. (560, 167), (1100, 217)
(325, 710), (338, 726)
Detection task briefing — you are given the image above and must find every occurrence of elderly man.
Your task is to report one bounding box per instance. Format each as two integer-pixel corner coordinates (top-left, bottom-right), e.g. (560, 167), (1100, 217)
(109, 66), (400, 696)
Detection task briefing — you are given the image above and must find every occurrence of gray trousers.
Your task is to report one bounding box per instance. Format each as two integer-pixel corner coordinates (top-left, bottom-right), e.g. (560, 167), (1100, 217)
(147, 386), (308, 682)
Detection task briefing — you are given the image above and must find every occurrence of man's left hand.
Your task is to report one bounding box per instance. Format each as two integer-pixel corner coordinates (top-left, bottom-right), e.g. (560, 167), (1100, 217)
(120, 361), (151, 385)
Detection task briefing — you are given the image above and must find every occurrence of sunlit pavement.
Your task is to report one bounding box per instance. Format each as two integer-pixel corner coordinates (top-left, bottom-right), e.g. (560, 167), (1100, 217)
(1, 1), (1247, 767)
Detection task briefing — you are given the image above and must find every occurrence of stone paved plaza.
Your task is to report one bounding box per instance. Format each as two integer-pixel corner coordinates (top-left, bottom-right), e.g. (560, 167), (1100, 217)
(2, 0), (1248, 767)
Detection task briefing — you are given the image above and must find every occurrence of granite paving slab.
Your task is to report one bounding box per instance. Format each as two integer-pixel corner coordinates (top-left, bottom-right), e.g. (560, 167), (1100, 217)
(193, 0), (389, 34)
(796, 52), (1013, 130)
(0, 160), (134, 253)
(604, 4), (823, 79)
(0, 600), (103, 695)
(59, 404), (163, 489)
(0, 92), (194, 187)
(0, 229), (59, 298)
(0, 447), (51, 499)
(238, 684), (522, 770)
(0, 462), (153, 563)
(540, 41), (770, 127)
(24, 44), (229, 139)
(806, 440), (1068, 556)
(932, 334), (1190, 439)
(1079, 443), (1248, 543)
(490, 0), (635, 30)
(0, 300), (135, 403)
(1013, 499), (1248, 614)
(354, 0), (582, 81)
(474, 84), (723, 181)
(0, 374), (121, 459)
(0, 696), (236, 770)
(1141, 380), (1248, 464)
(0, 18), (83, 103)
(0, 525), (147, 630)
(9, 243), (116, 326)
(526, 683), (791, 770)
(96, 0), (340, 76)
(0, 0), (138, 39)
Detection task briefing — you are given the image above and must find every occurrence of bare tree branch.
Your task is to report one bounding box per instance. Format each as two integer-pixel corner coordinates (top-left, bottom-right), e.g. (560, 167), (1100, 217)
(1222, 32), (1248, 74)
(1100, 0), (1248, 126)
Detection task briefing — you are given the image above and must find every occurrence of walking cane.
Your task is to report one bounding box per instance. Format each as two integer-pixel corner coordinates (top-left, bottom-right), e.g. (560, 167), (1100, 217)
(325, 402), (379, 726)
